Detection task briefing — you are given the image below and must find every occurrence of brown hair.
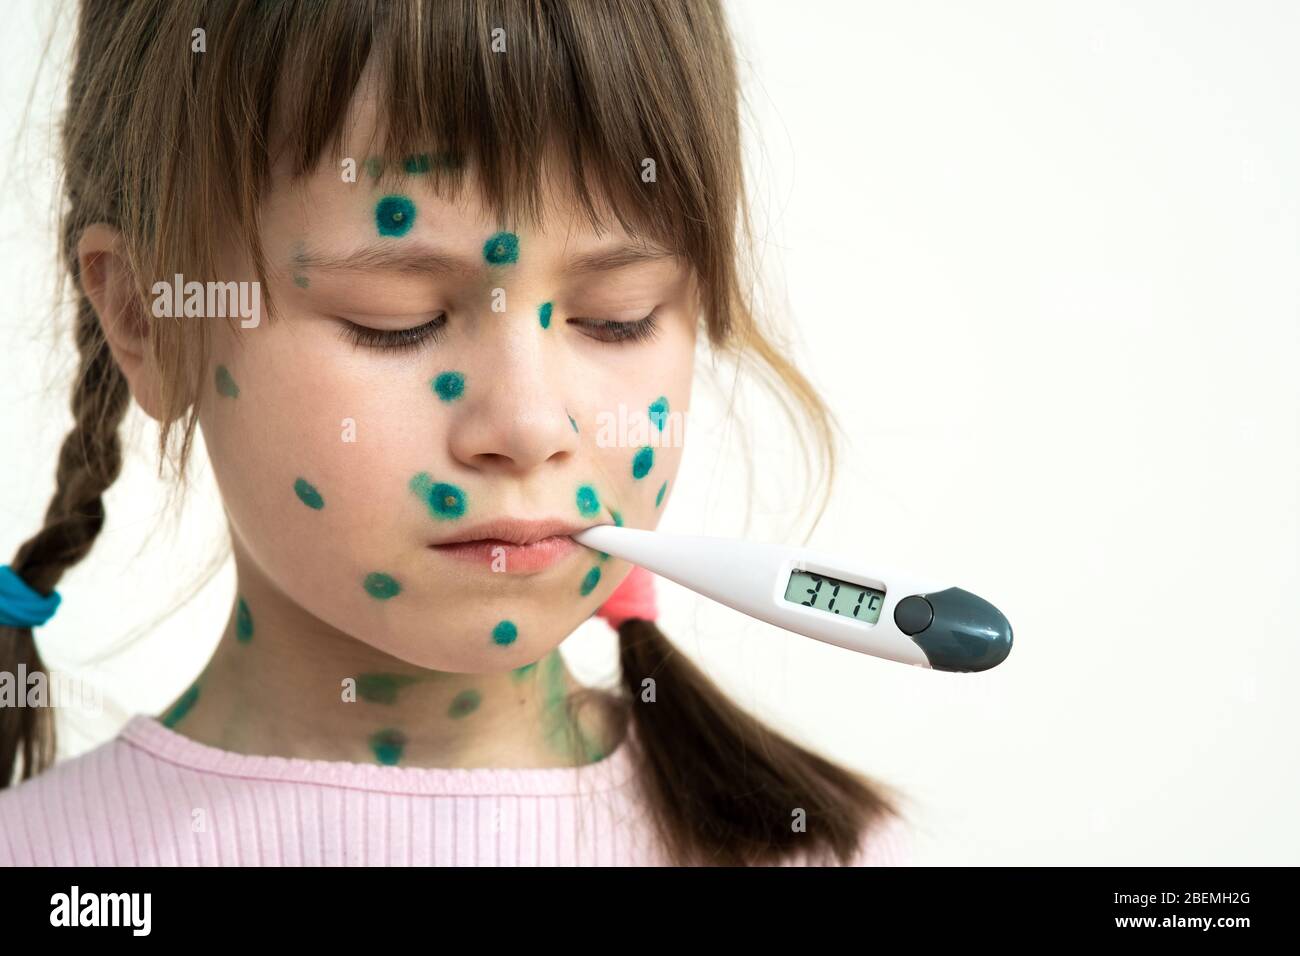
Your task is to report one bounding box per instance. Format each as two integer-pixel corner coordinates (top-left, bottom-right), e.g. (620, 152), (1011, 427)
(2, 0), (906, 865)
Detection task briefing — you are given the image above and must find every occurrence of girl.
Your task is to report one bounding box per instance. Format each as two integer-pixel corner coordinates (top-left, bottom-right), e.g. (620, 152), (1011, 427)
(0, 0), (911, 866)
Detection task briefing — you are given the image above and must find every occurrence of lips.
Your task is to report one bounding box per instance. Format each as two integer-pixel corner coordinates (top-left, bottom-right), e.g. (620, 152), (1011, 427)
(430, 517), (600, 573)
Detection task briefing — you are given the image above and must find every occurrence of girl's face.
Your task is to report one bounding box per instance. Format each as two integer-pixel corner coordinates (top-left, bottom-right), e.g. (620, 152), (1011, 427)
(197, 92), (696, 673)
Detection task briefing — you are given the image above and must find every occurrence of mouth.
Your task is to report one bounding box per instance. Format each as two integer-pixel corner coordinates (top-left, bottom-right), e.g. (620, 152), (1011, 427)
(429, 517), (604, 573)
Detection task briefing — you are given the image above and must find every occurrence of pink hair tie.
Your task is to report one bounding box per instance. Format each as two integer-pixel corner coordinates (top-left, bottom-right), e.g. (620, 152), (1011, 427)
(595, 564), (658, 630)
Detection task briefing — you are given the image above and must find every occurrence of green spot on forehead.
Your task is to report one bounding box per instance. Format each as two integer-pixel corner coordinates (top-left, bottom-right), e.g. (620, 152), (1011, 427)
(375, 195), (417, 237)
(483, 231), (519, 265)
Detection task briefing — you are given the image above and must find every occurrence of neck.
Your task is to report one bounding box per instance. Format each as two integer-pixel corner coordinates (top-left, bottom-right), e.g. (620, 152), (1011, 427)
(155, 555), (621, 769)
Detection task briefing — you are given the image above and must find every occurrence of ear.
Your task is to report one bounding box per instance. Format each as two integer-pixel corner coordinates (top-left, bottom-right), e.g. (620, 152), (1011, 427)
(76, 223), (165, 421)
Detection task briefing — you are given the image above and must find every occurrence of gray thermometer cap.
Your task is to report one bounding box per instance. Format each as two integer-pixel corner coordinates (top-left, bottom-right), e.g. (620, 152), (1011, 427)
(894, 588), (1013, 673)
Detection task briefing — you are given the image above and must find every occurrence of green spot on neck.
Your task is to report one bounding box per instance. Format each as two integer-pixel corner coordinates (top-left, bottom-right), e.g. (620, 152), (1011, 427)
(235, 597), (254, 643)
(161, 682), (200, 729)
(448, 688), (482, 719)
(370, 728), (407, 765)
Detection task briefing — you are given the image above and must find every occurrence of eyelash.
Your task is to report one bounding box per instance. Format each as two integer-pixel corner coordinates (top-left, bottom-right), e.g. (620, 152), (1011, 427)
(339, 314), (449, 353)
(569, 311), (661, 345)
(338, 310), (661, 353)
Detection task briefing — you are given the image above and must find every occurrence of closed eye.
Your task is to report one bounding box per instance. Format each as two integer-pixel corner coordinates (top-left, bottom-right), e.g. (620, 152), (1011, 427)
(338, 314), (448, 352)
(568, 310), (660, 345)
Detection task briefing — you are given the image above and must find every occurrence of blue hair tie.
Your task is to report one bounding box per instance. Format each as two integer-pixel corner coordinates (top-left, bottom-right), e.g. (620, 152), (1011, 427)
(0, 565), (62, 629)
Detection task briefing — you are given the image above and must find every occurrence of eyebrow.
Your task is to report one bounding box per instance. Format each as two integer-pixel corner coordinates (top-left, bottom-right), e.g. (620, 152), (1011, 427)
(293, 240), (677, 278)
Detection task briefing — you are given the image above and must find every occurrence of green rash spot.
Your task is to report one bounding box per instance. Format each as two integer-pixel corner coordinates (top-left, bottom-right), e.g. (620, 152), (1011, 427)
(568, 413), (578, 434)
(511, 661), (538, 681)
(370, 728), (407, 765)
(448, 689), (482, 719)
(363, 572), (402, 600)
(575, 484), (600, 517)
(538, 301), (553, 329)
(492, 620), (518, 646)
(375, 195), (416, 237)
(403, 153), (432, 173)
(432, 371), (465, 402)
(235, 597), (253, 643)
(294, 478), (325, 509)
(161, 682), (200, 729)
(410, 472), (468, 520)
(363, 157), (384, 178)
(611, 509), (624, 527)
(580, 565), (602, 596)
(656, 480), (667, 508)
(648, 396), (669, 431)
(483, 231), (519, 265)
(293, 275), (310, 288)
(632, 446), (654, 480)
(215, 364), (239, 398)
(356, 673), (422, 705)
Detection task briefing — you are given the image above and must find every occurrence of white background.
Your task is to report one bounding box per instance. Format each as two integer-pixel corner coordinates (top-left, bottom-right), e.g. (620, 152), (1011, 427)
(1, 1), (1296, 864)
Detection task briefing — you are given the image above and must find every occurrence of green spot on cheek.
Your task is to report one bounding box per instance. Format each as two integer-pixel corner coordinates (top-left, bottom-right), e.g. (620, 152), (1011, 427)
(568, 414), (578, 433)
(363, 572), (402, 600)
(632, 446), (654, 480)
(432, 371), (465, 402)
(236, 597), (253, 643)
(410, 472), (468, 520)
(161, 682), (200, 729)
(293, 275), (310, 289)
(538, 301), (553, 329)
(448, 689), (482, 719)
(375, 195), (416, 237)
(215, 365), (240, 398)
(370, 728), (407, 765)
(656, 480), (667, 508)
(648, 396), (669, 431)
(294, 478), (325, 509)
(575, 484), (600, 517)
(483, 231), (519, 265)
(580, 566), (602, 596)
(492, 620), (518, 646)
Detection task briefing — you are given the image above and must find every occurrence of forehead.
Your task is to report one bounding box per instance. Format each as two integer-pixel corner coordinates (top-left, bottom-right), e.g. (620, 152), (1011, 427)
(264, 65), (638, 251)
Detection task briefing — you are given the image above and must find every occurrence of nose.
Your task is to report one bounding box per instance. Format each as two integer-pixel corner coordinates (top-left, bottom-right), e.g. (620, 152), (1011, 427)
(444, 338), (578, 475)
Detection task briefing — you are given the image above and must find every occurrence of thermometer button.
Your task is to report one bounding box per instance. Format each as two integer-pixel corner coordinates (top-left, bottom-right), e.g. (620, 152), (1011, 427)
(894, 595), (934, 635)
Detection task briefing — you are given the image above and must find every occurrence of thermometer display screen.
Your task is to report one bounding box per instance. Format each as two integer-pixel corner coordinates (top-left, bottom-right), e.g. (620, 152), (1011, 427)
(784, 570), (885, 624)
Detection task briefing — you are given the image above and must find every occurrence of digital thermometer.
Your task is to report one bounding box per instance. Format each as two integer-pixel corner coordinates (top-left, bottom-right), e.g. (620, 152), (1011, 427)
(572, 525), (1012, 673)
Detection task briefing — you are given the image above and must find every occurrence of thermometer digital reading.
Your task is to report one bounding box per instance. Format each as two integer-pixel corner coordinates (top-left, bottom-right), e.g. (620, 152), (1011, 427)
(572, 525), (1012, 673)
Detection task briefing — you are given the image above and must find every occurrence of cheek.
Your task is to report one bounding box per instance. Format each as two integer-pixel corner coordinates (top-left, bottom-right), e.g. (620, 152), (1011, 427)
(198, 331), (432, 592)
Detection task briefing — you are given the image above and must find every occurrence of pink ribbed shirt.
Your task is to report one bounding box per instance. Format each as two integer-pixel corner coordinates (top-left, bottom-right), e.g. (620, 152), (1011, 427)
(0, 714), (912, 866)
